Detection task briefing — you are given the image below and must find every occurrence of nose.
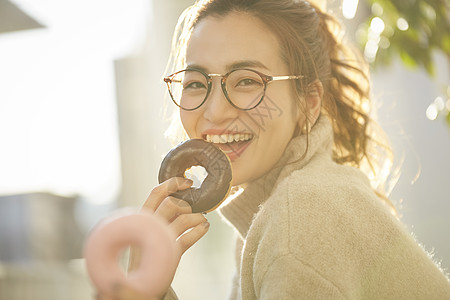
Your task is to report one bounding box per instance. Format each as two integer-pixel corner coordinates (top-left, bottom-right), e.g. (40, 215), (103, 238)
(202, 79), (237, 124)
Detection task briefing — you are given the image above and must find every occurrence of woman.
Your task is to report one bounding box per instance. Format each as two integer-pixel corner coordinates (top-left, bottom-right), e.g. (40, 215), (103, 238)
(101, 0), (450, 299)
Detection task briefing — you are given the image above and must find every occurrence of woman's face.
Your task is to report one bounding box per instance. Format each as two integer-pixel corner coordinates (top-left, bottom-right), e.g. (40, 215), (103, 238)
(181, 12), (304, 186)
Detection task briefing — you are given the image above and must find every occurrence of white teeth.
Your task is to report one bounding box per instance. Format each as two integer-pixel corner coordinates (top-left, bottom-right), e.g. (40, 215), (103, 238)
(206, 133), (253, 143)
(220, 134), (227, 143)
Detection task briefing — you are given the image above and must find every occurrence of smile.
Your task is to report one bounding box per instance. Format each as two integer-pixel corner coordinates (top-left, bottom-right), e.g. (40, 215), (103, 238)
(203, 132), (254, 161)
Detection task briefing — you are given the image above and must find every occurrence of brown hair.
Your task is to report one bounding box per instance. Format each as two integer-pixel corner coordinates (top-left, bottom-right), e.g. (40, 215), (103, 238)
(167, 0), (395, 211)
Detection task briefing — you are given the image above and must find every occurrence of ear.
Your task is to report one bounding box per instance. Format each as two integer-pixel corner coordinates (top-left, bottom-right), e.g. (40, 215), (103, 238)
(304, 80), (323, 126)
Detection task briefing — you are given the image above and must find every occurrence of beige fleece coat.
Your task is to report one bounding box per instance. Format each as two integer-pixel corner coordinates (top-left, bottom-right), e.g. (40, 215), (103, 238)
(218, 116), (450, 299)
(165, 116), (450, 299)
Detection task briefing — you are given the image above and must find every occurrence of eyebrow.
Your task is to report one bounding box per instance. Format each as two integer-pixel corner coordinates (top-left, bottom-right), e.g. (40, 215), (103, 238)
(186, 60), (270, 73)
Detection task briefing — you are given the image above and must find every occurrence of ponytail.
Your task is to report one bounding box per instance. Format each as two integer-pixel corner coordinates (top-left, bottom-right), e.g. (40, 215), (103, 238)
(315, 7), (395, 211)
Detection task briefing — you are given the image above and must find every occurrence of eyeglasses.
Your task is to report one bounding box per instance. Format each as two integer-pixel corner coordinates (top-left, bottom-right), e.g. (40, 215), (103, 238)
(164, 68), (304, 111)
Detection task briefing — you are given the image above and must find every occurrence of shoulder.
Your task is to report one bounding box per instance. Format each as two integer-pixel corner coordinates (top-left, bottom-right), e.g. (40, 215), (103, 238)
(261, 155), (386, 229)
(263, 156), (399, 247)
(246, 158), (400, 290)
(245, 157), (450, 298)
(247, 155), (389, 253)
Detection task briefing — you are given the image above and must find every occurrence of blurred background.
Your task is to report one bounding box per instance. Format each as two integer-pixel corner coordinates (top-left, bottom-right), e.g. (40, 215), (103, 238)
(0, 0), (448, 299)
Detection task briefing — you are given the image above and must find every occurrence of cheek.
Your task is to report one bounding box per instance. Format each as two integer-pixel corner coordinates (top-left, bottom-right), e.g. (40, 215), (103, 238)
(286, 87), (307, 129)
(266, 87), (302, 127)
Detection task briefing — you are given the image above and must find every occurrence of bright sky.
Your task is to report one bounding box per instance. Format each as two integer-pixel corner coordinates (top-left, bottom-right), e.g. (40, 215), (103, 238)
(0, 0), (148, 204)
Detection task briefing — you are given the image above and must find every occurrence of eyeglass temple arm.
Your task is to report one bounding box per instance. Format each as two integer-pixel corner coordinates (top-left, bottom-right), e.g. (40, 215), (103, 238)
(270, 75), (304, 81)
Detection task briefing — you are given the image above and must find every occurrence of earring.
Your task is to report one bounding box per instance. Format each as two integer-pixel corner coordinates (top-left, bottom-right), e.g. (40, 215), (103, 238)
(301, 120), (310, 134)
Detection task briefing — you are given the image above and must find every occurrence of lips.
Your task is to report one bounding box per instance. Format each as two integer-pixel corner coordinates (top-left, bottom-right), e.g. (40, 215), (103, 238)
(216, 140), (251, 161)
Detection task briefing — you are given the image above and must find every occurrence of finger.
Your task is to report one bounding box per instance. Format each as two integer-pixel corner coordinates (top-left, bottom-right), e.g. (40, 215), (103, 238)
(177, 220), (210, 254)
(95, 292), (114, 300)
(170, 213), (207, 237)
(95, 293), (104, 300)
(170, 214), (210, 254)
(144, 177), (193, 211)
(155, 197), (192, 222)
(113, 283), (159, 300)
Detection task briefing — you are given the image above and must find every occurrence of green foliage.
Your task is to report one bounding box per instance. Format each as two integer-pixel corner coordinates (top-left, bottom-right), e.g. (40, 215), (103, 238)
(359, 0), (450, 128)
(447, 110), (450, 127)
(361, 0), (450, 75)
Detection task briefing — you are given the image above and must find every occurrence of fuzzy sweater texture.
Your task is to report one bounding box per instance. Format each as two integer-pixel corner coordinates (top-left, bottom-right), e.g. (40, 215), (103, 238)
(166, 116), (450, 299)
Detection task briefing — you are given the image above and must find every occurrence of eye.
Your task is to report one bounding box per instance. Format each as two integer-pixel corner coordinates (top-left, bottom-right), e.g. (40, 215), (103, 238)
(235, 78), (263, 87)
(184, 81), (207, 90)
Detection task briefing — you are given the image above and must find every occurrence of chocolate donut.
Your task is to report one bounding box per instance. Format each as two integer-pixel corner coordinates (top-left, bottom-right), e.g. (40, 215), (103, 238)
(158, 139), (232, 213)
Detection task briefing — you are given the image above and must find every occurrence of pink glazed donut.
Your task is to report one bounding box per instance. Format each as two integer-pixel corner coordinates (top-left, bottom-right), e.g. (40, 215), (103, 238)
(84, 208), (177, 298)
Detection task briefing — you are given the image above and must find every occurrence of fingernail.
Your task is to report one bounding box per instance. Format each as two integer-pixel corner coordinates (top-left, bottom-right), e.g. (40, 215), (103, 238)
(184, 178), (193, 186)
(202, 221), (210, 228)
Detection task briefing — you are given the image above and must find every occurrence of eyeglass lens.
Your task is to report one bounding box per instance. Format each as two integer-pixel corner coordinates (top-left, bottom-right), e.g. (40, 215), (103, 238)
(169, 69), (265, 110)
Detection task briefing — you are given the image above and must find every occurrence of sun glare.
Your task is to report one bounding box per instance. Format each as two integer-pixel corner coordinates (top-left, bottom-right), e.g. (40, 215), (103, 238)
(0, 0), (147, 204)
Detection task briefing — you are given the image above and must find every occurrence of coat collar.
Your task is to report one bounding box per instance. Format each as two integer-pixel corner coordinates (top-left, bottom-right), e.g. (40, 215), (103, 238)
(218, 116), (334, 239)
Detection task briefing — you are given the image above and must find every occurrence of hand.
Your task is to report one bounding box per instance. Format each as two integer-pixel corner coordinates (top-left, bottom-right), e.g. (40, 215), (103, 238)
(95, 284), (160, 300)
(121, 177), (209, 298)
(95, 177), (209, 299)
(94, 177), (208, 300)
(143, 177), (210, 256)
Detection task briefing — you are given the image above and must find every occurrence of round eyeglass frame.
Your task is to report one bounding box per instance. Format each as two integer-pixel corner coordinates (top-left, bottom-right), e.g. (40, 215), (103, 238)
(163, 68), (304, 111)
